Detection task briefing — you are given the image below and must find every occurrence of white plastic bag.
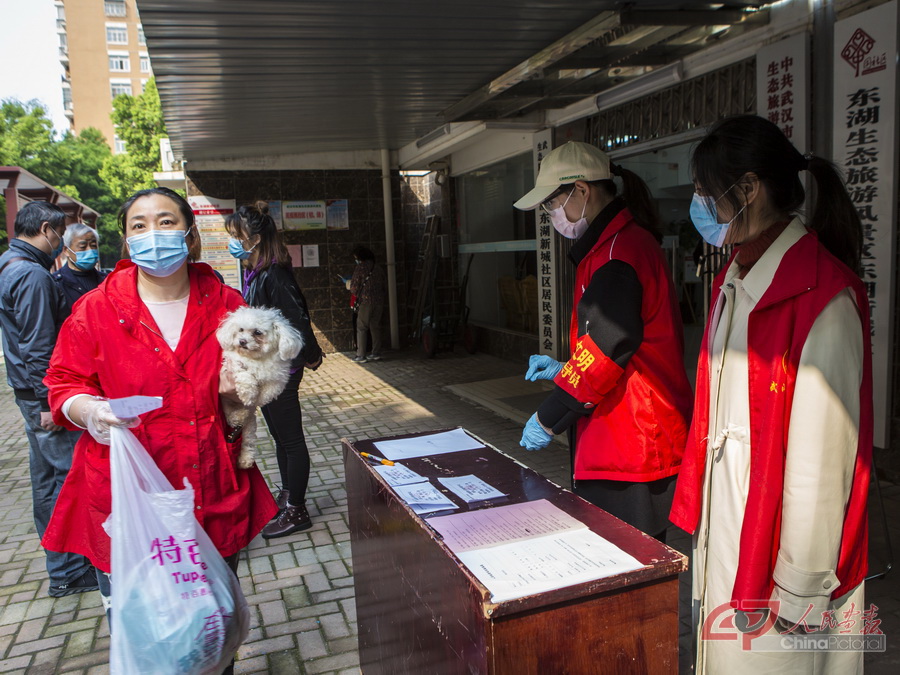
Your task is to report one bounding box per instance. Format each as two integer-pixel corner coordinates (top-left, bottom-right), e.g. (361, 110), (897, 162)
(109, 426), (249, 675)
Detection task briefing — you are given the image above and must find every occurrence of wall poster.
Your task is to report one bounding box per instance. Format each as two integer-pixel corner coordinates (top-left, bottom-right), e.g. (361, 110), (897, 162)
(283, 200), (326, 230)
(188, 195), (241, 290)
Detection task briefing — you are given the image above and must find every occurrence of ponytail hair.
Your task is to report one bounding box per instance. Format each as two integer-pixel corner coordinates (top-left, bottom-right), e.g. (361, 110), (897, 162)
(692, 115), (862, 275)
(611, 163), (662, 243)
(225, 200), (291, 270)
(805, 155), (863, 275)
(559, 165), (662, 243)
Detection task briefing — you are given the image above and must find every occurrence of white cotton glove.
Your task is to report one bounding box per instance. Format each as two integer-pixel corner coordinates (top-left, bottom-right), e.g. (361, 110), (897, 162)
(81, 398), (140, 445)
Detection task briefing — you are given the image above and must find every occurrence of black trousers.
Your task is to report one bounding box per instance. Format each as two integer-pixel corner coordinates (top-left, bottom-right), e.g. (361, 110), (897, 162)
(261, 369), (310, 505)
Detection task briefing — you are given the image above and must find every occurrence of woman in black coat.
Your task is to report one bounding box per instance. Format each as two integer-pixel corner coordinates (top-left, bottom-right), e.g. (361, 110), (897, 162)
(226, 201), (323, 538)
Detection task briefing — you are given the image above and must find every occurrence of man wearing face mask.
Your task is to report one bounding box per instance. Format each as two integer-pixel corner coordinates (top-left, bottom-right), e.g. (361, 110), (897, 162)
(52, 222), (109, 315)
(513, 141), (693, 541)
(0, 201), (98, 597)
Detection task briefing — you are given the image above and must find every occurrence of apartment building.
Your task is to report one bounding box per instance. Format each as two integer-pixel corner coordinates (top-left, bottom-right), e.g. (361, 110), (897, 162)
(57, 0), (151, 153)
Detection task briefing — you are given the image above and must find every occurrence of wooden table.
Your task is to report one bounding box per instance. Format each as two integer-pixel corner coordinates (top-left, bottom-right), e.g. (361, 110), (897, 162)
(344, 428), (687, 675)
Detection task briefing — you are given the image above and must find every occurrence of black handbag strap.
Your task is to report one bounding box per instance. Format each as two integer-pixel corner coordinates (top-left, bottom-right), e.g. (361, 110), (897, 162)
(0, 256), (29, 276)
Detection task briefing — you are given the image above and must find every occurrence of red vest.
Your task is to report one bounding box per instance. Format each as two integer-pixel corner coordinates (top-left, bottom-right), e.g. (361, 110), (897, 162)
(553, 208), (693, 481)
(670, 231), (872, 605)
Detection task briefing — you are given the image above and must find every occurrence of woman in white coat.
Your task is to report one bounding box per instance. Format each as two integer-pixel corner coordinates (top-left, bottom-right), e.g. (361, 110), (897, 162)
(670, 115), (873, 674)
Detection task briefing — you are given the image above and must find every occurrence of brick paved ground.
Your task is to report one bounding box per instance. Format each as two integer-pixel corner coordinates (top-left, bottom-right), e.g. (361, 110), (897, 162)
(0, 347), (897, 674)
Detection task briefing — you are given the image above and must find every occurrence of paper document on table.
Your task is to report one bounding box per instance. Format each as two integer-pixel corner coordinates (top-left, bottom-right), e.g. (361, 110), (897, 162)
(428, 499), (585, 553)
(457, 529), (644, 603)
(437, 475), (505, 503)
(108, 395), (163, 418)
(393, 482), (459, 515)
(373, 463), (427, 486)
(373, 428), (485, 461)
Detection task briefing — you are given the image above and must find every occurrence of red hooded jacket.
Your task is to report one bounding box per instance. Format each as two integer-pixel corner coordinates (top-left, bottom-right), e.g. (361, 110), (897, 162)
(42, 261), (278, 573)
(553, 207), (693, 481)
(670, 232), (872, 605)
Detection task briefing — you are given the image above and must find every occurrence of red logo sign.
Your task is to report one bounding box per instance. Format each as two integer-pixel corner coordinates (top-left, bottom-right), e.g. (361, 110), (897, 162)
(842, 28), (886, 76)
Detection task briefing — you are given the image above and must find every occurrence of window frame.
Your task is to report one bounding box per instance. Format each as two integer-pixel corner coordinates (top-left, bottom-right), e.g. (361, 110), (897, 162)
(104, 1), (126, 18)
(110, 79), (133, 99)
(108, 51), (131, 73)
(105, 23), (128, 45)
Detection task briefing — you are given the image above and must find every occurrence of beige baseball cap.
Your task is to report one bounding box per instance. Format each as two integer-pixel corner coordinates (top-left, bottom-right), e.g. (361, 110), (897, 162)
(513, 141), (613, 210)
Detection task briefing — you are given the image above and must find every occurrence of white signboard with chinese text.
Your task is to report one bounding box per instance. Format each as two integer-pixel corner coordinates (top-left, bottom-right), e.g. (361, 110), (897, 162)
(282, 200), (326, 230)
(533, 129), (559, 358)
(756, 32), (809, 153)
(833, 0), (898, 448)
(188, 195), (240, 291)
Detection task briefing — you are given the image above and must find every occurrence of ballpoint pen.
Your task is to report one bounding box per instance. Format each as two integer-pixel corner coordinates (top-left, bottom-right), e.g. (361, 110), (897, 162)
(360, 452), (394, 466)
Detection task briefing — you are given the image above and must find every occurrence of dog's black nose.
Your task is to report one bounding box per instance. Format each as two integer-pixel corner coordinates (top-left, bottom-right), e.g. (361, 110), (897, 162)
(239, 339), (247, 348)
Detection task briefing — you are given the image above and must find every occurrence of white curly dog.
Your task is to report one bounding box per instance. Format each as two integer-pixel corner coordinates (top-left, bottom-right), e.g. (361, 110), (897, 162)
(217, 306), (304, 468)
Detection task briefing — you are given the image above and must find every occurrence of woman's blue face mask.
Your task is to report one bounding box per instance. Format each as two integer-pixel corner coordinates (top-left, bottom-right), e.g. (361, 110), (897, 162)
(689, 181), (746, 248)
(228, 237), (257, 260)
(127, 229), (190, 277)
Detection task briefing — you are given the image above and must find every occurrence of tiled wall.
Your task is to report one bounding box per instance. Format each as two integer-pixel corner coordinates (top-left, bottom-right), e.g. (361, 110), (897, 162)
(187, 168), (453, 355)
(187, 169), (405, 353)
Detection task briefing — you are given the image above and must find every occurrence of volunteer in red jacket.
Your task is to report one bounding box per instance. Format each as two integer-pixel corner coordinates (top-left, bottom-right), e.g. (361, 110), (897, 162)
(514, 141), (692, 541)
(42, 188), (278, 618)
(669, 116), (871, 673)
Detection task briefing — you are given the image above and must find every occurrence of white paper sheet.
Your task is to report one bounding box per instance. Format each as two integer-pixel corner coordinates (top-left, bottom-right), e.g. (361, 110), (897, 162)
(108, 395), (163, 418)
(428, 499), (586, 553)
(373, 428), (485, 461)
(373, 463), (428, 486)
(392, 482), (459, 515)
(437, 475), (506, 503)
(457, 529), (644, 603)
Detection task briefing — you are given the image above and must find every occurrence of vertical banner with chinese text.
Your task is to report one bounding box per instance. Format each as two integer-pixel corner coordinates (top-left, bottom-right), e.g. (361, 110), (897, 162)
(533, 129), (558, 358)
(833, 0), (898, 448)
(756, 32), (809, 153)
(188, 195), (241, 291)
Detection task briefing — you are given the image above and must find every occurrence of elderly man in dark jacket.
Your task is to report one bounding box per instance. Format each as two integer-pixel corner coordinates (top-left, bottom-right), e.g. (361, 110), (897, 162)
(0, 201), (96, 597)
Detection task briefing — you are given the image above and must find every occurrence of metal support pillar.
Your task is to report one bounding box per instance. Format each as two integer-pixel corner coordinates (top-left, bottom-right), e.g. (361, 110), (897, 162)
(381, 148), (400, 349)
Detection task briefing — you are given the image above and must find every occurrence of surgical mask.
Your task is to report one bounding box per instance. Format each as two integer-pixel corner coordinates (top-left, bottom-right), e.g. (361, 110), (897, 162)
(127, 229), (190, 277)
(228, 237), (257, 260)
(689, 183), (746, 247)
(546, 190), (589, 240)
(68, 247), (99, 271)
(43, 227), (64, 259)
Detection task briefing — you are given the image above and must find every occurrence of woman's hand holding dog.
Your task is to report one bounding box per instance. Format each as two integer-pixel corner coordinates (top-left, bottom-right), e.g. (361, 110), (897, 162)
(219, 360), (243, 406)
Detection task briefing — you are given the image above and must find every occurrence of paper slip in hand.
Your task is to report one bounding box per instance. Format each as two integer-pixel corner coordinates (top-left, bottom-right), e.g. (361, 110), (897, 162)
(393, 482), (459, 515)
(437, 475), (505, 503)
(108, 395), (163, 418)
(373, 463), (427, 487)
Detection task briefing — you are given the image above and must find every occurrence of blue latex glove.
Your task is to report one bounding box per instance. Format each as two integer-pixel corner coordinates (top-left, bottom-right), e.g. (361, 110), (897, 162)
(524, 354), (564, 382)
(520, 413), (553, 451)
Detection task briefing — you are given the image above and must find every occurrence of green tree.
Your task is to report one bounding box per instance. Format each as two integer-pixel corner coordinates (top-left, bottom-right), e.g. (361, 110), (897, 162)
(100, 78), (167, 203)
(0, 99), (120, 260)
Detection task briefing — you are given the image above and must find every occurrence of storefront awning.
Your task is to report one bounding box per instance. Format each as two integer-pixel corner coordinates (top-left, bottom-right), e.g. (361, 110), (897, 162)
(0, 166), (99, 234)
(136, 0), (770, 164)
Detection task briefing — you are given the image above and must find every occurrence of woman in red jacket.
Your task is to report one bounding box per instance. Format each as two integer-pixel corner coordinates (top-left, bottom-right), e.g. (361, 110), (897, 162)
(42, 188), (277, 619)
(670, 116), (871, 673)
